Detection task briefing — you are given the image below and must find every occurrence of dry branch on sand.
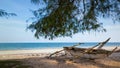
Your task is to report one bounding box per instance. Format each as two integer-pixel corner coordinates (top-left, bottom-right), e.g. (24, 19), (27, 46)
(49, 38), (120, 59)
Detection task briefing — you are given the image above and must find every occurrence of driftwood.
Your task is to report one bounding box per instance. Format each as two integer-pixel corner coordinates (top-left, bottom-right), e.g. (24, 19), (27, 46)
(64, 47), (118, 58)
(49, 38), (119, 59)
(48, 43), (83, 58)
(97, 38), (111, 49)
(49, 50), (64, 58)
(84, 38), (111, 53)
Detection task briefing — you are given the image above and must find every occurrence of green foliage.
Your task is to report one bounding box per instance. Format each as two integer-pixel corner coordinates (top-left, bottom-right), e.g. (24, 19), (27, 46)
(29, 0), (120, 39)
(0, 9), (16, 18)
(31, 0), (40, 5)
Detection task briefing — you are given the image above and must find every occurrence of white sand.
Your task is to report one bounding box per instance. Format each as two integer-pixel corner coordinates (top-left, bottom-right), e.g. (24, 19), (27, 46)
(0, 48), (62, 60)
(0, 48), (62, 55)
(101, 46), (120, 50)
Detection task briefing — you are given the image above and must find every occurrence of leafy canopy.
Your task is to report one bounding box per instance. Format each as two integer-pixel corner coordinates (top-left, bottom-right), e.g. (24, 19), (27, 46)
(0, 9), (16, 18)
(29, 0), (120, 40)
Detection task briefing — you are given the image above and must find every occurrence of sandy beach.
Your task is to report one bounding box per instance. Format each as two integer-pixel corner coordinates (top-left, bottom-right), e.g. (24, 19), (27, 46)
(0, 47), (120, 68)
(0, 48), (62, 60)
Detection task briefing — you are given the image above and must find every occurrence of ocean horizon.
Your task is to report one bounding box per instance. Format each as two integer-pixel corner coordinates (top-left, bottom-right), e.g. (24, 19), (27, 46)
(0, 42), (120, 51)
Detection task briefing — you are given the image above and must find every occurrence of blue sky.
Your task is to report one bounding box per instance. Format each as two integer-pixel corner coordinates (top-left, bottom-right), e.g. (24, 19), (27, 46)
(0, 0), (120, 42)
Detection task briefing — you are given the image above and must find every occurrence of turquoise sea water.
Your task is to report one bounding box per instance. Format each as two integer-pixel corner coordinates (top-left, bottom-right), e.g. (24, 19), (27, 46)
(0, 42), (120, 50)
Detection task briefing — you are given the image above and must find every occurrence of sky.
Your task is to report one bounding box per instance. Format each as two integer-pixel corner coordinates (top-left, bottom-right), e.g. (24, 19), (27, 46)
(0, 0), (120, 42)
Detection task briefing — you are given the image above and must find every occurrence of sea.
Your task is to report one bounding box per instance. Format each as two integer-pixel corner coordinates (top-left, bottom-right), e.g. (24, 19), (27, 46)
(0, 42), (120, 51)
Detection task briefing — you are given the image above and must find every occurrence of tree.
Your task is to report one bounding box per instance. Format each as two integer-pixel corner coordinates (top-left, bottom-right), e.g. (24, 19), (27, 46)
(0, 9), (16, 18)
(29, 0), (120, 40)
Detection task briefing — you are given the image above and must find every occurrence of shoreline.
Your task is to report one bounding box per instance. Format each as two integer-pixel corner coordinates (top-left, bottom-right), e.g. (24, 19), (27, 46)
(0, 46), (119, 60)
(0, 48), (62, 55)
(0, 46), (119, 55)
